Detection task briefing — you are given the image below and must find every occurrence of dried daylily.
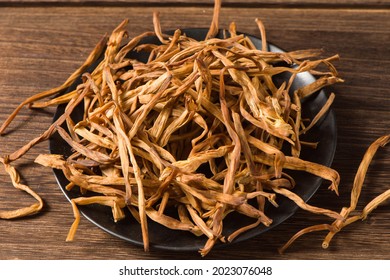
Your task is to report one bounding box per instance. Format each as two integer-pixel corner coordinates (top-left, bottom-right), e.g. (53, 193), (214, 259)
(279, 134), (390, 254)
(0, 0), (388, 257)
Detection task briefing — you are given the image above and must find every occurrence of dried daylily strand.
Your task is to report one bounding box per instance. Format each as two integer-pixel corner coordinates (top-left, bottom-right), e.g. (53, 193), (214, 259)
(360, 189), (390, 220)
(300, 93), (335, 135)
(278, 224), (334, 254)
(0, 35), (108, 135)
(254, 154), (340, 195)
(322, 134), (390, 248)
(272, 186), (343, 220)
(280, 134), (390, 253)
(206, 0), (222, 40)
(255, 18), (268, 52)
(0, 157), (43, 219)
(349, 134), (390, 211)
(8, 83), (90, 162)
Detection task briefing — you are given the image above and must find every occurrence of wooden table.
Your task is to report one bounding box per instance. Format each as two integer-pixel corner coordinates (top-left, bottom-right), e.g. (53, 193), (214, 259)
(0, 0), (389, 260)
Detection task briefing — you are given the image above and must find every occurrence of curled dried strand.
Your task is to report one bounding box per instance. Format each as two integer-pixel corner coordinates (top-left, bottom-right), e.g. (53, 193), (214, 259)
(281, 134), (390, 253)
(0, 157), (43, 219)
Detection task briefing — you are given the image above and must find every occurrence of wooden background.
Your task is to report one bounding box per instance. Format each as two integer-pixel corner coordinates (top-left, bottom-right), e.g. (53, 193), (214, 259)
(0, 0), (389, 260)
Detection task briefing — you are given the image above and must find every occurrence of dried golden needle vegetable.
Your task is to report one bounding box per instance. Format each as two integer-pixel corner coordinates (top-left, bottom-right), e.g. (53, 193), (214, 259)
(0, 36), (108, 136)
(0, 157), (43, 219)
(0, 0), (389, 256)
(279, 134), (390, 254)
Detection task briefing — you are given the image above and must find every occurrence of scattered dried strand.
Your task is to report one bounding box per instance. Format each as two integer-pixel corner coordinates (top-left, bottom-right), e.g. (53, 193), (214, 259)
(0, 35), (108, 135)
(0, 156), (43, 219)
(279, 134), (390, 253)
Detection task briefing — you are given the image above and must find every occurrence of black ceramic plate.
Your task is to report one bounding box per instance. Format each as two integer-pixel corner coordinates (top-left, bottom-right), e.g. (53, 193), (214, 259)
(49, 28), (337, 251)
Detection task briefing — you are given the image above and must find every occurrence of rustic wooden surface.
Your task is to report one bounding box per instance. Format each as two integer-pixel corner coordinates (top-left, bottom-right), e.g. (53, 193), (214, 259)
(0, 1), (389, 260)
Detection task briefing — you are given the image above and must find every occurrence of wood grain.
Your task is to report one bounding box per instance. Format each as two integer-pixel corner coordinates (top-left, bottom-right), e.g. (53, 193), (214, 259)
(0, 5), (389, 260)
(0, 0), (390, 8)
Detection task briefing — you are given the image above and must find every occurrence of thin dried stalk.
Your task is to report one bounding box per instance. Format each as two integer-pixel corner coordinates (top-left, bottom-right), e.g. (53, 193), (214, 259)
(0, 157), (43, 219)
(300, 93), (335, 135)
(321, 134), (390, 248)
(206, 0), (222, 40)
(280, 134), (390, 253)
(272, 186), (343, 220)
(278, 224), (334, 254)
(0, 36), (108, 135)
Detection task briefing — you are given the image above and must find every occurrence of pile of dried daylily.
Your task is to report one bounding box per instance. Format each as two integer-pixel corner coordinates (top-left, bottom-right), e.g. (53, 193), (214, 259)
(0, 1), (389, 256)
